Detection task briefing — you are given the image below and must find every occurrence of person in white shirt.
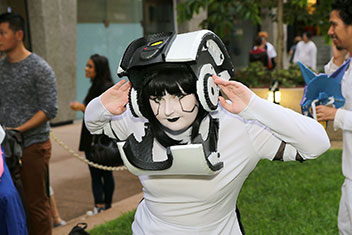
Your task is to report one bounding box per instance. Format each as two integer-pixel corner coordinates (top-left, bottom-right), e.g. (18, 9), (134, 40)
(258, 31), (277, 70)
(293, 31), (318, 71)
(316, 0), (352, 234)
(85, 30), (330, 234)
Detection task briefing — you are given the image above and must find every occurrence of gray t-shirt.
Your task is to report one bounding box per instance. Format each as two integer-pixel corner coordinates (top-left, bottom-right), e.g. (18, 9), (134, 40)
(0, 53), (58, 147)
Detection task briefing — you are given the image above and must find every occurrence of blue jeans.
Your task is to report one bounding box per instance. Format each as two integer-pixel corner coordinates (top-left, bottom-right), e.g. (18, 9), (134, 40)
(85, 151), (115, 209)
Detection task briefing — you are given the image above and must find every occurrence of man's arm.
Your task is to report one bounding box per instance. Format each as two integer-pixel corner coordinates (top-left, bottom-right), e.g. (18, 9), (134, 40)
(317, 42), (350, 129)
(317, 105), (352, 132)
(15, 110), (48, 133)
(292, 42), (300, 63)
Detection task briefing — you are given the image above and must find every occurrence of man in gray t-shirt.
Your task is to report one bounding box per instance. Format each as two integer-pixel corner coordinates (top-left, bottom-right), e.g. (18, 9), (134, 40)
(0, 12), (57, 235)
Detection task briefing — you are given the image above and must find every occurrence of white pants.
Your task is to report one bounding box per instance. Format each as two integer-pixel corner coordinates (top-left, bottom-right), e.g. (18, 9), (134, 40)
(338, 178), (352, 235)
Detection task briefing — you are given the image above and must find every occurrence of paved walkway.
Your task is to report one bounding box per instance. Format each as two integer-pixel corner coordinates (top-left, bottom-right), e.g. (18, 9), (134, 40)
(53, 193), (143, 235)
(49, 121), (142, 234)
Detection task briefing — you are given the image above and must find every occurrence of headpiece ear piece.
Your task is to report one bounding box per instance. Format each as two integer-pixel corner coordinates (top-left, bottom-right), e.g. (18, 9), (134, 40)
(129, 88), (144, 118)
(196, 64), (219, 112)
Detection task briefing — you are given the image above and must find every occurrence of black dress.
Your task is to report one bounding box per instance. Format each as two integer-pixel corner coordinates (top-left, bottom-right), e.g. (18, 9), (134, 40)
(78, 82), (113, 152)
(249, 48), (270, 68)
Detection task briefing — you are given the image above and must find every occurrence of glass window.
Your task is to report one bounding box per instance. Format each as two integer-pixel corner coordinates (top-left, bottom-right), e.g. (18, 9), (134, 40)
(77, 0), (142, 23)
(1, 0), (31, 51)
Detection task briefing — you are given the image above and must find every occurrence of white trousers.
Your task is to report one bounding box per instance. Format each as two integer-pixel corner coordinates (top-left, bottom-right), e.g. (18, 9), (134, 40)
(338, 178), (352, 235)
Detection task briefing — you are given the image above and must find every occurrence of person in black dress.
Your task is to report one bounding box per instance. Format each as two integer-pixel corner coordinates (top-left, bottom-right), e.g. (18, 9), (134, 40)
(70, 54), (115, 215)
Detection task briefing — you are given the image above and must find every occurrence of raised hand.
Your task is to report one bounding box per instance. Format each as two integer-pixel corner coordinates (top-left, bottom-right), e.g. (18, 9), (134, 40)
(101, 79), (131, 115)
(212, 75), (252, 114)
(332, 41), (348, 66)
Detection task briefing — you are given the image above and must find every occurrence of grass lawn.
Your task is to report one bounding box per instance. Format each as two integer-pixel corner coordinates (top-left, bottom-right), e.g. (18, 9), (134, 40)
(89, 149), (343, 235)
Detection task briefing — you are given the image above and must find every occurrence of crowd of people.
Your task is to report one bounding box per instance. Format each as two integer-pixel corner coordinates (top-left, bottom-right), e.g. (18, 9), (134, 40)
(1, 0), (352, 234)
(0, 12), (116, 234)
(0, 12), (57, 235)
(249, 30), (318, 72)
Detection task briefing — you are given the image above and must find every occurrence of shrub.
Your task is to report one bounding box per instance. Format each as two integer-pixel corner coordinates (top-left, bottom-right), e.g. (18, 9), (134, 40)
(235, 62), (305, 88)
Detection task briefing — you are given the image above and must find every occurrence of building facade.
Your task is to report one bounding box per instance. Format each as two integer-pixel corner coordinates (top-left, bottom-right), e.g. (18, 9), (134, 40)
(0, 0), (332, 123)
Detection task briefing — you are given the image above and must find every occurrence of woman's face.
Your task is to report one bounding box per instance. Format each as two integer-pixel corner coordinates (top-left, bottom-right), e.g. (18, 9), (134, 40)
(85, 59), (96, 79)
(149, 89), (199, 132)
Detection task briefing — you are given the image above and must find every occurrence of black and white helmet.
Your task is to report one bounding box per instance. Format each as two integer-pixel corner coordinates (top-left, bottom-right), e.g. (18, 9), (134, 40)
(117, 30), (235, 118)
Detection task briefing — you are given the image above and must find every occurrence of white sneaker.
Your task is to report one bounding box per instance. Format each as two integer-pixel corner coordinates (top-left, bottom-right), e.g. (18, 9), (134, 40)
(53, 219), (67, 228)
(86, 207), (104, 216)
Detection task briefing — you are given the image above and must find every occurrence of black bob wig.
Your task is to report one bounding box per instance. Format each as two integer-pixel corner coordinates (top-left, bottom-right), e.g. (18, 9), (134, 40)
(133, 63), (208, 148)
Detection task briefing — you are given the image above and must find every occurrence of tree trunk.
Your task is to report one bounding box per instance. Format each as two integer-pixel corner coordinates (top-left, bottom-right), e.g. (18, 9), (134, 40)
(276, 0), (284, 70)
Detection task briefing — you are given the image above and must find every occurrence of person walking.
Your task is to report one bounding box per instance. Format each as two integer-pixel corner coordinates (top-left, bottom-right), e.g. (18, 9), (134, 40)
(0, 12), (58, 235)
(70, 54), (115, 215)
(293, 31), (318, 71)
(315, 0), (352, 234)
(289, 36), (302, 63)
(249, 36), (272, 70)
(258, 31), (277, 70)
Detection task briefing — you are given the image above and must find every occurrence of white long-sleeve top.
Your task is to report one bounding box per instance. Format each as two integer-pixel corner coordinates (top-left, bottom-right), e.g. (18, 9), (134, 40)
(325, 58), (352, 180)
(266, 42), (277, 59)
(85, 93), (329, 234)
(293, 40), (317, 71)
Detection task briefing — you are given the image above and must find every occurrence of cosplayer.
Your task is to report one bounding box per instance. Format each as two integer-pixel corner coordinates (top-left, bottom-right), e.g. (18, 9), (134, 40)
(0, 125), (28, 235)
(85, 30), (330, 234)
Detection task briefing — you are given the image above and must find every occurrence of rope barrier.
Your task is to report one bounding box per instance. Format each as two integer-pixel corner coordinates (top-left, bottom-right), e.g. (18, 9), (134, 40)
(50, 131), (127, 172)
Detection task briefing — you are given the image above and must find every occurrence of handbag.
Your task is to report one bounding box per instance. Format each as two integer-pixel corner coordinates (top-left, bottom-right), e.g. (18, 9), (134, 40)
(68, 223), (90, 235)
(2, 129), (24, 171)
(1, 129), (27, 206)
(90, 122), (123, 167)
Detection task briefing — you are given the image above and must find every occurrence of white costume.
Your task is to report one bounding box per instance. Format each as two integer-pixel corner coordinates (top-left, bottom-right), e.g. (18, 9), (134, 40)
(85, 92), (329, 234)
(325, 58), (352, 234)
(293, 40), (317, 71)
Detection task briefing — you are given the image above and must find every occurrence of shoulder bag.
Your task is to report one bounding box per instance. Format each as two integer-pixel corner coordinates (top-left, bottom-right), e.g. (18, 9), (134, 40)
(90, 122), (123, 167)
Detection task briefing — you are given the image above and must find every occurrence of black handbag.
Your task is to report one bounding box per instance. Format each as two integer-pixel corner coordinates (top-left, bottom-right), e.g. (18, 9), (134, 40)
(1, 129), (27, 207)
(68, 223), (90, 235)
(2, 129), (24, 171)
(90, 122), (123, 167)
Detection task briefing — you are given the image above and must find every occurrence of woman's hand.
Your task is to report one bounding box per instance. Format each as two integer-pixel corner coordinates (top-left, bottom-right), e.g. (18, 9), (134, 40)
(212, 75), (252, 114)
(101, 79), (131, 115)
(70, 101), (85, 112)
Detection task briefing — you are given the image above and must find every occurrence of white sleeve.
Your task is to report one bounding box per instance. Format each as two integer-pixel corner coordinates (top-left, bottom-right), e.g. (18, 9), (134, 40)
(334, 108), (352, 132)
(243, 120), (303, 161)
(293, 42), (300, 64)
(0, 125), (4, 144)
(84, 96), (145, 140)
(324, 57), (340, 74)
(239, 94), (330, 160)
(324, 58), (352, 132)
(311, 43), (317, 71)
(266, 42), (277, 58)
(84, 96), (113, 135)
